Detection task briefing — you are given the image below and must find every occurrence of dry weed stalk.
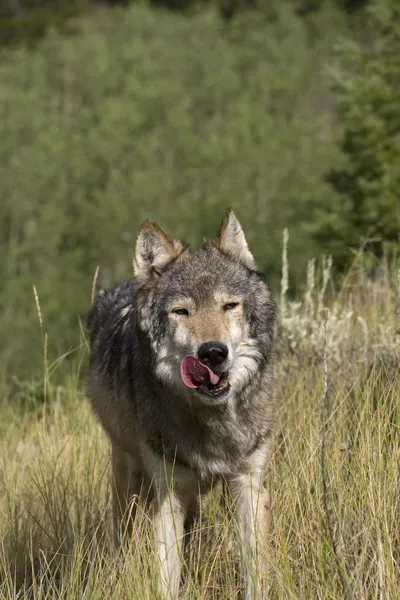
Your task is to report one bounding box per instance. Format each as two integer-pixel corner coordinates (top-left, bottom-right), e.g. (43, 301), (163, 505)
(91, 265), (100, 305)
(320, 309), (352, 600)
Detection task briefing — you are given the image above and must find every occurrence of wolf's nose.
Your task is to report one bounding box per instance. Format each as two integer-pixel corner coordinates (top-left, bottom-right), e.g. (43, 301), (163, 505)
(198, 342), (228, 367)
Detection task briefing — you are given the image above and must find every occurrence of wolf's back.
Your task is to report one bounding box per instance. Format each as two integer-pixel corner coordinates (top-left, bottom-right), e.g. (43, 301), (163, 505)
(86, 280), (134, 347)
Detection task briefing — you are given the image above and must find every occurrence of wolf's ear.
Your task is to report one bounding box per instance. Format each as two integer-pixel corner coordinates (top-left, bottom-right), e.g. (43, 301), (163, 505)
(133, 220), (184, 284)
(216, 207), (256, 269)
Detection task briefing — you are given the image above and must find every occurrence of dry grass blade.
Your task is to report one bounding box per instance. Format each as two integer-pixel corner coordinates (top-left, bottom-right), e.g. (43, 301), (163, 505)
(320, 308), (352, 600)
(33, 284), (43, 333)
(91, 265), (100, 306)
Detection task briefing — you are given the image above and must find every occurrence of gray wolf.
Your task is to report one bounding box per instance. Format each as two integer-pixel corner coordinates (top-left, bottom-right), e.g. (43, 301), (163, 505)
(87, 208), (277, 599)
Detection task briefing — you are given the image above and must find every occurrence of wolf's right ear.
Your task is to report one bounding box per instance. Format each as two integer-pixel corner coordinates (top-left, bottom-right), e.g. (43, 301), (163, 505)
(133, 220), (184, 285)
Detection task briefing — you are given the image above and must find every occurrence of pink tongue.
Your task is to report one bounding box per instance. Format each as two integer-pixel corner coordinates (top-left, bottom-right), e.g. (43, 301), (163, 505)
(180, 355), (220, 389)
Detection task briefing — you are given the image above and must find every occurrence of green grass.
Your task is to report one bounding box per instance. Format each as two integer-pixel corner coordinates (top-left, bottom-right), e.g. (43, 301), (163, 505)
(1, 262), (399, 598)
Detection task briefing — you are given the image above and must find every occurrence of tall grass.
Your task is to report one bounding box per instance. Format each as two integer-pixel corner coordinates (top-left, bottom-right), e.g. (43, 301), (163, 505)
(0, 249), (399, 598)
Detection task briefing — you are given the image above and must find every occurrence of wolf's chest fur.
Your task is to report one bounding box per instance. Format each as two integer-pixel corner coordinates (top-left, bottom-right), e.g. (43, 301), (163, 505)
(135, 385), (269, 478)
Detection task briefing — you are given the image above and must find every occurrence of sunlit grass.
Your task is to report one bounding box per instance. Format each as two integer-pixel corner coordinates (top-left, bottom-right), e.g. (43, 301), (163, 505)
(0, 351), (398, 598)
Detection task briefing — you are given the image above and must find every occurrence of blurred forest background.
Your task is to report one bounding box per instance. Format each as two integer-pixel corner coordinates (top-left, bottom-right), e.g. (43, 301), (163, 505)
(0, 0), (399, 382)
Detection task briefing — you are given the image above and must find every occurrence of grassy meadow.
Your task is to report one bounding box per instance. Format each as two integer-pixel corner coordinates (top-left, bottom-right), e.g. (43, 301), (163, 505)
(1, 248), (399, 599)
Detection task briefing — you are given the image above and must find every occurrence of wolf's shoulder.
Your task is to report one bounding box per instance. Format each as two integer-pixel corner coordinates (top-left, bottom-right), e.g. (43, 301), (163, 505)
(87, 280), (134, 344)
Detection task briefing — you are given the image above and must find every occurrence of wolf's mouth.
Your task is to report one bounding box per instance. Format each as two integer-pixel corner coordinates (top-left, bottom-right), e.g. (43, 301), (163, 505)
(180, 355), (230, 398)
(197, 373), (231, 398)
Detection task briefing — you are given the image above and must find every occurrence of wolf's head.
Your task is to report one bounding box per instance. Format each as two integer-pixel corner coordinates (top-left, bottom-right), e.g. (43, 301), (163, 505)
(133, 208), (276, 405)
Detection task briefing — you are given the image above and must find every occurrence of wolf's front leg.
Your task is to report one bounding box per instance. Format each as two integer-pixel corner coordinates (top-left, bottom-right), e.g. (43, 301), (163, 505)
(111, 443), (149, 548)
(152, 479), (185, 600)
(227, 445), (271, 600)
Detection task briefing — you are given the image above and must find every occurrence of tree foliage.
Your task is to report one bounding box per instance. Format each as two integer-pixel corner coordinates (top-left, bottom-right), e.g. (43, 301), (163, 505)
(0, 0), (369, 45)
(314, 0), (400, 269)
(0, 2), (347, 380)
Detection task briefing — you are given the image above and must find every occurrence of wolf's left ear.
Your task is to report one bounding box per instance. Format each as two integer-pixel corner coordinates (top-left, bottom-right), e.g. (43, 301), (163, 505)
(216, 207), (256, 269)
(133, 220), (184, 284)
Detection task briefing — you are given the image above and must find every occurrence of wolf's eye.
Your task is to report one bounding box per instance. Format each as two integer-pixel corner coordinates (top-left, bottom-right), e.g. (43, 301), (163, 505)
(223, 302), (239, 311)
(172, 308), (189, 316)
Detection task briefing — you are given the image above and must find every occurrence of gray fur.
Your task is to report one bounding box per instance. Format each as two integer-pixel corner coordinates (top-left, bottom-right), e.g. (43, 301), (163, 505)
(87, 208), (277, 599)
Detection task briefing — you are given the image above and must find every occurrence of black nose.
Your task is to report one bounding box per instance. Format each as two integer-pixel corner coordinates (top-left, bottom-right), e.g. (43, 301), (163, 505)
(198, 341), (229, 367)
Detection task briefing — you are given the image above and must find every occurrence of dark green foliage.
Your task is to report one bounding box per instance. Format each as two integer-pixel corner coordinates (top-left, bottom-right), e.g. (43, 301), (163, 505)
(314, 0), (400, 269)
(0, 1), (84, 46)
(0, 0), (370, 46)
